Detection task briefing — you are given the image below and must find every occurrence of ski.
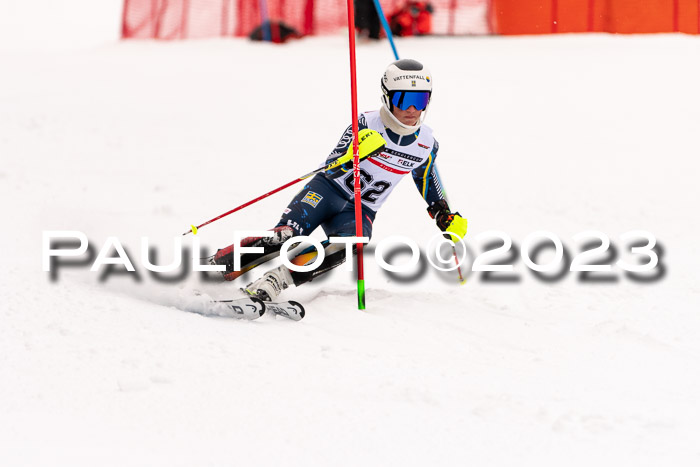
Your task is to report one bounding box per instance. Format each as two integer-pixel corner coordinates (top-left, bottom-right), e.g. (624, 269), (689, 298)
(212, 297), (266, 320)
(264, 300), (305, 321)
(214, 297), (305, 321)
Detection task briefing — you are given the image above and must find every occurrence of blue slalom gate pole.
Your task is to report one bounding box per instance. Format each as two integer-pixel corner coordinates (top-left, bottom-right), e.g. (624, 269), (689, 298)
(371, 0), (400, 60)
(258, 0), (272, 41)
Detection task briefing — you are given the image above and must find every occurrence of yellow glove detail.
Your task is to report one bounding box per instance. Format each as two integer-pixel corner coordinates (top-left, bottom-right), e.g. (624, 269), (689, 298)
(445, 214), (468, 242)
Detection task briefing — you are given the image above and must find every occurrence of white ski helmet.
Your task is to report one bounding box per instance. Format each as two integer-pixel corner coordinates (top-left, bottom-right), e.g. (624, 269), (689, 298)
(381, 59), (432, 132)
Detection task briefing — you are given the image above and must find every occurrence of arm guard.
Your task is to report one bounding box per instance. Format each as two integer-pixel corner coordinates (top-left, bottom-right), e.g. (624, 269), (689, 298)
(325, 114), (370, 179)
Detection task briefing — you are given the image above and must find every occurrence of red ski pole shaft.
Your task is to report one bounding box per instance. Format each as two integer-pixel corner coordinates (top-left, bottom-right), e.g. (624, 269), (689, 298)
(452, 244), (466, 284)
(182, 162), (337, 236)
(432, 164), (467, 284)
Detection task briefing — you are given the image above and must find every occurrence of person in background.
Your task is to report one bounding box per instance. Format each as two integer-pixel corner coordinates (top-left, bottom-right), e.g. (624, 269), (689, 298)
(390, 1), (434, 36)
(355, 0), (381, 40)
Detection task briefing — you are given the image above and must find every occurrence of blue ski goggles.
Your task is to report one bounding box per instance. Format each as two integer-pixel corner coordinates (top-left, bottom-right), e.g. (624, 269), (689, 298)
(390, 90), (431, 111)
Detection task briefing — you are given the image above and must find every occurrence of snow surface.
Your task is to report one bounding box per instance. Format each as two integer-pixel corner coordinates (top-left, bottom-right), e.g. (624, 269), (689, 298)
(0, 0), (123, 51)
(2, 22), (700, 467)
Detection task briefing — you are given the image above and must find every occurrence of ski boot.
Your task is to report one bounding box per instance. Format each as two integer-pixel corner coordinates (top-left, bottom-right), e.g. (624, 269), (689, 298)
(212, 226), (294, 281)
(244, 265), (294, 302)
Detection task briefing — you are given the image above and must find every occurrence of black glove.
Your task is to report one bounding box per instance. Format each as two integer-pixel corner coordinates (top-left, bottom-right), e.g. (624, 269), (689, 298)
(427, 200), (468, 240)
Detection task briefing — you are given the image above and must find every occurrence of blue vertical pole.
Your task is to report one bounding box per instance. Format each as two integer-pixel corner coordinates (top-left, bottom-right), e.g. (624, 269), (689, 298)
(259, 0), (272, 41)
(371, 0), (400, 60)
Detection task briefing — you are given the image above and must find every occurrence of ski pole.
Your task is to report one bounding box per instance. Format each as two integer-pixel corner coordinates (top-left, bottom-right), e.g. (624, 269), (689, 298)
(182, 141), (384, 236)
(184, 161), (339, 236)
(433, 164), (467, 285)
(451, 242), (466, 285)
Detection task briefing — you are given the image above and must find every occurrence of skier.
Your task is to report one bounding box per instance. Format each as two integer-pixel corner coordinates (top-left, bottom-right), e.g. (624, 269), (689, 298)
(212, 59), (468, 301)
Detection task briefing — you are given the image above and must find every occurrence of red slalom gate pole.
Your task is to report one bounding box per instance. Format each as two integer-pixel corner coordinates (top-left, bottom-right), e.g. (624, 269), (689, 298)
(345, 0), (365, 310)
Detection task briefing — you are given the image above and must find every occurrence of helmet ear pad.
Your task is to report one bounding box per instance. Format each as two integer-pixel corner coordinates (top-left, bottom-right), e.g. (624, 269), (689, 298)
(380, 79), (393, 113)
